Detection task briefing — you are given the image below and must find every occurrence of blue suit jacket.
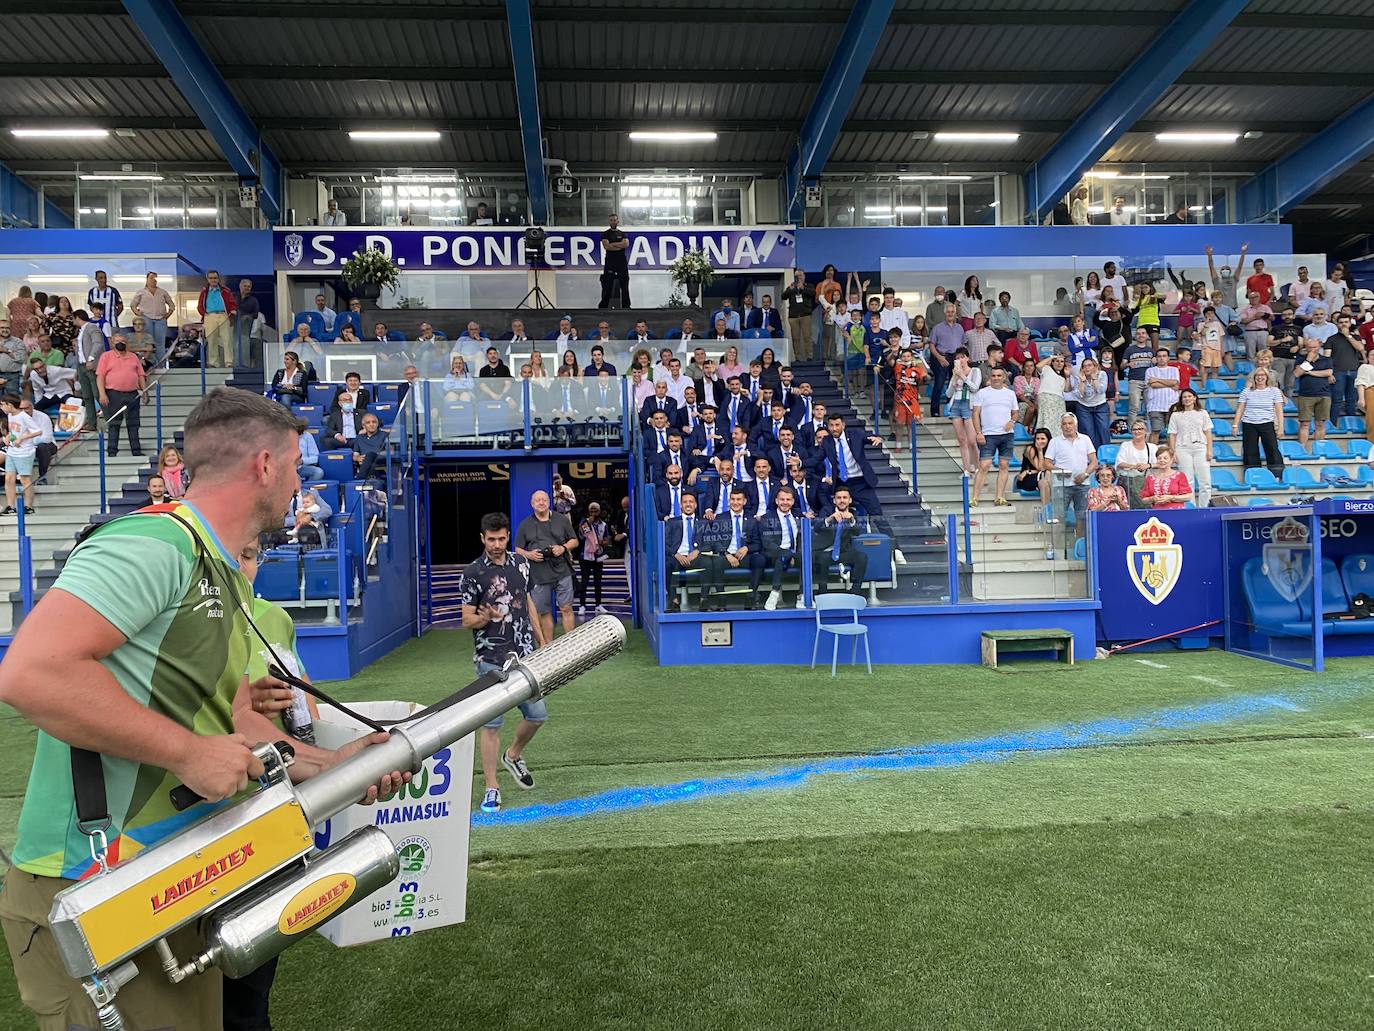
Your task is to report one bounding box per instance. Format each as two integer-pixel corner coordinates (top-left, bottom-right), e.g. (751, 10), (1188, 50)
(745, 476), (783, 517)
(719, 394), (759, 434)
(747, 308), (783, 336)
(649, 448), (691, 484)
(583, 361), (618, 377)
(639, 395), (678, 428)
(780, 476), (828, 517)
(757, 508), (805, 550)
(663, 514), (704, 558)
(705, 511), (761, 555)
(654, 480), (699, 519)
(820, 428), (879, 489)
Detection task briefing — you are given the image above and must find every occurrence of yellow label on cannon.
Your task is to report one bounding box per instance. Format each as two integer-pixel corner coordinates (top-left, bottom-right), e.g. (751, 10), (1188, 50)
(77, 801), (312, 969)
(278, 873), (357, 935)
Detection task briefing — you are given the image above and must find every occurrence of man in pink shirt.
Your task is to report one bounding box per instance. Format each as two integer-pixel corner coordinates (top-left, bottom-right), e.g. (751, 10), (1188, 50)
(96, 332), (147, 456)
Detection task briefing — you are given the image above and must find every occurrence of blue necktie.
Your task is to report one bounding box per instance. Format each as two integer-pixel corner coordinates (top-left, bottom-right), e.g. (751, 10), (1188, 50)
(836, 436), (850, 482)
(685, 517), (693, 550)
(730, 398), (738, 428)
(760, 481), (769, 511)
(773, 421), (781, 439)
(671, 486), (681, 516)
(797, 483), (807, 511)
(658, 430), (666, 451)
(735, 452), (745, 480)
(782, 514), (794, 550)
(733, 516), (742, 552)
(831, 518), (843, 560)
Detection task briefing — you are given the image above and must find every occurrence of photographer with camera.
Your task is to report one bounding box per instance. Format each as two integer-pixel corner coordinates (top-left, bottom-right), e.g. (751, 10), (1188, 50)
(515, 488), (580, 642)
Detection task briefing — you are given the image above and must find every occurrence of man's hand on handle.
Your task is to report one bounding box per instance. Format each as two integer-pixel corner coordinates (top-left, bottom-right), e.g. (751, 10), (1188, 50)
(172, 732), (264, 803)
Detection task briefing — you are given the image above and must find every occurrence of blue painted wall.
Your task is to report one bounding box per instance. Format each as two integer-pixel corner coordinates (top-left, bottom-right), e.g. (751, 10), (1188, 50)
(0, 164), (73, 229)
(795, 223), (1296, 272)
(0, 228), (273, 273)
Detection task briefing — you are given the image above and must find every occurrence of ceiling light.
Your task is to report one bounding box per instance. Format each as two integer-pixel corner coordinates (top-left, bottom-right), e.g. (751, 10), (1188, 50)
(187, 207), (217, 216)
(932, 132), (1019, 143)
(864, 207), (893, 216)
(627, 131), (718, 143)
(120, 216), (153, 221)
(375, 174), (458, 183)
(1155, 132), (1239, 144)
(77, 208), (107, 215)
(621, 174), (705, 183)
(1089, 171), (1171, 180)
(79, 172), (163, 181)
(348, 130), (442, 141)
(897, 174), (973, 181)
(1084, 171), (1120, 178)
(11, 128), (109, 139)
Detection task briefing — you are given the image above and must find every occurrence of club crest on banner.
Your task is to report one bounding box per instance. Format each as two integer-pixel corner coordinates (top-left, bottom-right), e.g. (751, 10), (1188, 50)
(1127, 517), (1183, 606)
(284, 233), (304, 268)
(1261, 516), (1312, 602)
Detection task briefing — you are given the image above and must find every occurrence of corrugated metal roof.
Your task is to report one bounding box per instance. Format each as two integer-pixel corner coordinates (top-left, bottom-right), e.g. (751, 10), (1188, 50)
(831, 131), (1053, 165)
(892, 0), (1182, 9)
(233, 79), (518, 123)
(853, 81), (1099, 121)
(868, 22), (1138, 70)
(1102, 132), (1307, 166)
(535, 21), (836, 70)
(199, 17), (512, 68)
(0, 78), (191, 121)
(0, 129), (222, 165)
(4, 13), (154, 63)
(1147, 83), (1370, 124)
(1190, 26), (1374, 73)
(543, 82), (814, 123)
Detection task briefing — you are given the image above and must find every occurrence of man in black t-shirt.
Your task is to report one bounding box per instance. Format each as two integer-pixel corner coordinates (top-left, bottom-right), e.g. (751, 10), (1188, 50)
(598, 213), (631, 309)
(1267, 307), (1303, 394)
(514, 489), (579, 642)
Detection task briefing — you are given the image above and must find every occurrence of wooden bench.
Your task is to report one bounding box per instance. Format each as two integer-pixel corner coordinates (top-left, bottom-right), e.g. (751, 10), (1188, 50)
(981, 628), (1075, 669)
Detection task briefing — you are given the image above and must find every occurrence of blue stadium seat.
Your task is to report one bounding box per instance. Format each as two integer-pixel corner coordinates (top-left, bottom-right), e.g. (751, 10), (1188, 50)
(1114, 398), (1129, 417)
(311, 481), (341, 512)
(1320, 466), (1356, 485)
(295, 404), (324, 429)
(1279, 441), (1310, 461)
(1213, 441), (1240, 463)
(1313, 440), (1346, 460)
(254, 551), (300, 602)
(1233, 360), (1254, 375)
(1247, 496), (1276, 507)
(440, 401), (476, 437)
(1282, 418), (1299, 436)
(1097, 443), (1119, 465)
(1320, 557), (1349, 617)
(1072, 537), (1086, 561)
(292, 311), (326, 339)
(1244, 468), (1280, 490)
(371, 402), (398, 427)
(1013, 424), (1031, 442)
(1205, 397), (1235, 415)
(1211, 418), (1232, 438)
(1359, 465), (1374, 484)
(1206, 377), (1237, 395)
(1281, 466), (1317, 487)
(330, 311), (362, 341)
(303, 549), (341, 600)
(1337, 416), (1365, 434)
(375, 383), (403, 407)
(1241, 557), (1307, 636)
(1340, 554), (1374, 600)
(308, 383), (338, 408)
(319, 451), (352, 481)
(1283, 399), (1298, 414)
(1211, 467), (1245, 491)
(1346, 439), (1372, 460)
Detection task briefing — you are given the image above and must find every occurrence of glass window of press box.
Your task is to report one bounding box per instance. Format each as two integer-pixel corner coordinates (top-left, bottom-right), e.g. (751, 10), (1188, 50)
(18, 172), (267, 229)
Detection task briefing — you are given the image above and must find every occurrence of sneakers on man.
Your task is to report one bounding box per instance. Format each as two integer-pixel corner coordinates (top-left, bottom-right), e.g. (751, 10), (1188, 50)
(502, 750), (535, 789)
(481, 788), (501, 813)
(577, 604), (586, 616)
(0, 507), (14, 516)
(595, 604), (608, 614)
(764, 589), (782, 611)
(894, 548), (907, 565)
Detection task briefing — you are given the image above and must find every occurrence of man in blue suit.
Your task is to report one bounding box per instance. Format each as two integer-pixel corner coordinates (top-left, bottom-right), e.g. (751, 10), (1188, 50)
(638, 380), (678, 428)
(746, 294), (784, 338)
(813, 486), (869, 596)
(642, 409), (674, 461)
(764, 425), (806, 478)
(626, 319), (654, 344)
(715, 425), (758, 485)
(819, 413), (886, 519)
(663, 492), (717, 612)
(706, 486), (765, 610)
(649, 429), (690, 483)
(758, 485), (804, 609)
(749, 400), (792, 454)
(784, 458), (828, 518)
(654, 463), (699, 520)
(745, 456), (781, 520)
(686, 404), (726, 478)
(720, 377), (758, 435)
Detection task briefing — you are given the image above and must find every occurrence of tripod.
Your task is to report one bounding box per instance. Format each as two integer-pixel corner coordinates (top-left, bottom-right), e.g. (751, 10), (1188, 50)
(516, 256), (555, 309)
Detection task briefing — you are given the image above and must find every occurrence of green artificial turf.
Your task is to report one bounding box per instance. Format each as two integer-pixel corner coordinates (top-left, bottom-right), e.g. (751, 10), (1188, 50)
(2, 632), (1373, 1029)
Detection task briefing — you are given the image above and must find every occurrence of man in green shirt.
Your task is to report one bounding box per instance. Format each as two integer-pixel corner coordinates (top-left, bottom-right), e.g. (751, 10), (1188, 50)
(0, 387), (404, 1031)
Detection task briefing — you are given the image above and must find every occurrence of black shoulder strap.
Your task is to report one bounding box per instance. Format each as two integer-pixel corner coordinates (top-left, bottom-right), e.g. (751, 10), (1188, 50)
(71, 747), (110, 832)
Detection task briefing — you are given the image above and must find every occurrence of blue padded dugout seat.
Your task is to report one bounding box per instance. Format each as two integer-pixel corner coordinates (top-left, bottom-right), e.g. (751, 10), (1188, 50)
(1241, 557), (1308, 637)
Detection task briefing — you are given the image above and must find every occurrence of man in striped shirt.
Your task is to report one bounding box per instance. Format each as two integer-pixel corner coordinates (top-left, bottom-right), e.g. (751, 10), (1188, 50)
(1145, 347), (1180, 444)
(86, 269), (121, 341)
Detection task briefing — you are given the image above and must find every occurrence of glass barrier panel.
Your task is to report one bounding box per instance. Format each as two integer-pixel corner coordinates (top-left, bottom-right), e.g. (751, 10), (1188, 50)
(528, 375), (625, 450)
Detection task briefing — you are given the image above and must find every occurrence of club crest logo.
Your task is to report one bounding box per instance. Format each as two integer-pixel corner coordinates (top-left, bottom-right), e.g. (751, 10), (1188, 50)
(1127, 517), (1183, 606)
(1261, 516), (1313, 602)
(284, 233), (304, 268)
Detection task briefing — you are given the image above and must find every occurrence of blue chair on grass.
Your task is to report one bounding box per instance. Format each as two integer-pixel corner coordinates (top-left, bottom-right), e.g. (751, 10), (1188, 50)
(810, 594), (872, 678)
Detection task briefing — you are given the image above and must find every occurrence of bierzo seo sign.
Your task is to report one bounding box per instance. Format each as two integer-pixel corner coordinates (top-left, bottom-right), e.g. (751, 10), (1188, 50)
(274, 227), (796, 272)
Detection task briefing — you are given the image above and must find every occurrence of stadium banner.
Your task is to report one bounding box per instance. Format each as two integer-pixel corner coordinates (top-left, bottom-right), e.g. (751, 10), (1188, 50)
(274, 226), (796, 272)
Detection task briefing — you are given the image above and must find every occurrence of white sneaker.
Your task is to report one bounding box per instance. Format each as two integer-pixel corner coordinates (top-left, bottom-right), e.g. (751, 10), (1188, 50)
(577, 604), (586, 616)
(894, 548), (907, 565)
(796, 596), (808, 609)
(595, 604), (608, 614)
(764, 589), (781, 611)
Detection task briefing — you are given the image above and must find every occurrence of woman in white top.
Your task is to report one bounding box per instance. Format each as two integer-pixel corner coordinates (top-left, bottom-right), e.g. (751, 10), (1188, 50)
(1166, 388), (1214, 508)
(1114, 420), (1157, 508)
(1035, 353), (1068, 436)
(1079, 271), (1103, 327)
(1355, 359), (1374, 446)
(958, 275), (983, 329)
(1072, 357), (1110, 448)
(1070, 187), (1089, 226)
(1231, 368), (1286, 478)
(946, 349), (982, 473)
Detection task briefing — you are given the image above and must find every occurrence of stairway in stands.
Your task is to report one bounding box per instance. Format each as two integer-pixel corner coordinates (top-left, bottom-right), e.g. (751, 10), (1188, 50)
(426, 559), (632, 628)
(790, 360), (955, 601)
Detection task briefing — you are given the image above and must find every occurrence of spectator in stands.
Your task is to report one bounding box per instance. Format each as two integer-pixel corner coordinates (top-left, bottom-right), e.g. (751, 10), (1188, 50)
(1140, 446), (1192, 509)
(971, 366), (1018, 507)
(197, 270), (236, 368)
(1065, 318), (1095, 368)
(756, 348), (782, 393)
(748, 456), (781, 520)
(817, 413), (897, 552)
(1035, 353), (1067, 439)
(16, 398), (55, 482)
(18, 314), (42, 354)
(584, 345), (616, 377)
(515, 489), (579, 638)
(1295, 282), (1328, 323)
(1246, 257), (1275, 306)
(717, 345), (744, 381)
(323, 388), (364, 450)
(665, 491), (712, 612)
(1117, 326), (1156, 428)
(640, 379), (678, 429)
(1205, 244), (1248, 308)
(168, 326), (204, 369)
(957, 276), (983, 330)
(1162, 387), (1209, 501)
(1045, 413), (1096, 534)
(1268, 306), (1302, 395)
(295, 421), (323, 483)
(1233, 367), (1286, 476)
(1096, 291), (1126, 362)
(1195, 304), (1224, 385)
(1087, 465), (1129, 512)
(1286, 265), (1313, 307)
(41, 296), (76, 348)
(988, 291), (1024, 341)
(336, 323), (362, 345)
(687, 405), (724, 479)
(351, 412), (386, 482)
(711, 316), (738, 343)
(598, 213), (631, 308)
(281, 488), (330, 548)
(2, 394), (41, 515)
(146, 474), (168, 505)
(84, 271), (119, 340)
(1013, 359), (1040, 425)
(710, 487), (765, 609)
(125, 318), (157, 368)
(25, 356), (75, 416)
(310, 293), (336, 332)
(749, 294), (783, 338)
(551, 349), (576, 380)
(0, 318), (23, 383)
(1326, 312), (1365, 420)
(813, 485), (867, 596)
(1101, 261), (1130, 309)
(1114, 420), (1155, 509)
(443, 355), (475, 402)
(929, 303), (963, 418)
(1073, 357), (1110, 449)
(626, 319), (653, 345)
(892, 346), (928, 432)
(1239, 290), (1274, 363)
(96, 334), (146, 457)
(522, 348), (547, 379)
(962, 310), (997, 367)
(655, 462), (697, 519)
(480, 346), (511, 387)
(7, 287), (39, 342)
(269, 351), (310, 407)
(27, 332), (63, 369)
(69, 309), (104, 431)
(1145, 347), (1180, 444)
(710, 299), (741, 335)
(675, 318), (702, 348)
(1292, 336), (1334, 448)
(784, 454), (826, 518)
(332, 371), (370, 412)
(784, 271), (814, 361)
(1325, 264), (1350, 311)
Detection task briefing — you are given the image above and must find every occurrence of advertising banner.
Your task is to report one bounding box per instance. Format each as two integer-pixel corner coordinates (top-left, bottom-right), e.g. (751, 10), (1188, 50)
(274, 226), (796, 273)
(312, 701), (474, 947)
(1094, 510), (1225, 642)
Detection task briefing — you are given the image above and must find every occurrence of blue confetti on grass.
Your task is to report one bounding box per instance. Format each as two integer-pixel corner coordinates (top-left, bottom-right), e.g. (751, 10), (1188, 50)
(472, 691), (1309, 828)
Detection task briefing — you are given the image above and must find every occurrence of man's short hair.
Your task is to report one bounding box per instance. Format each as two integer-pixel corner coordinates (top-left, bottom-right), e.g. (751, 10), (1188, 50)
(182, 387), (301, 480)
(480, 512), (510, 534)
